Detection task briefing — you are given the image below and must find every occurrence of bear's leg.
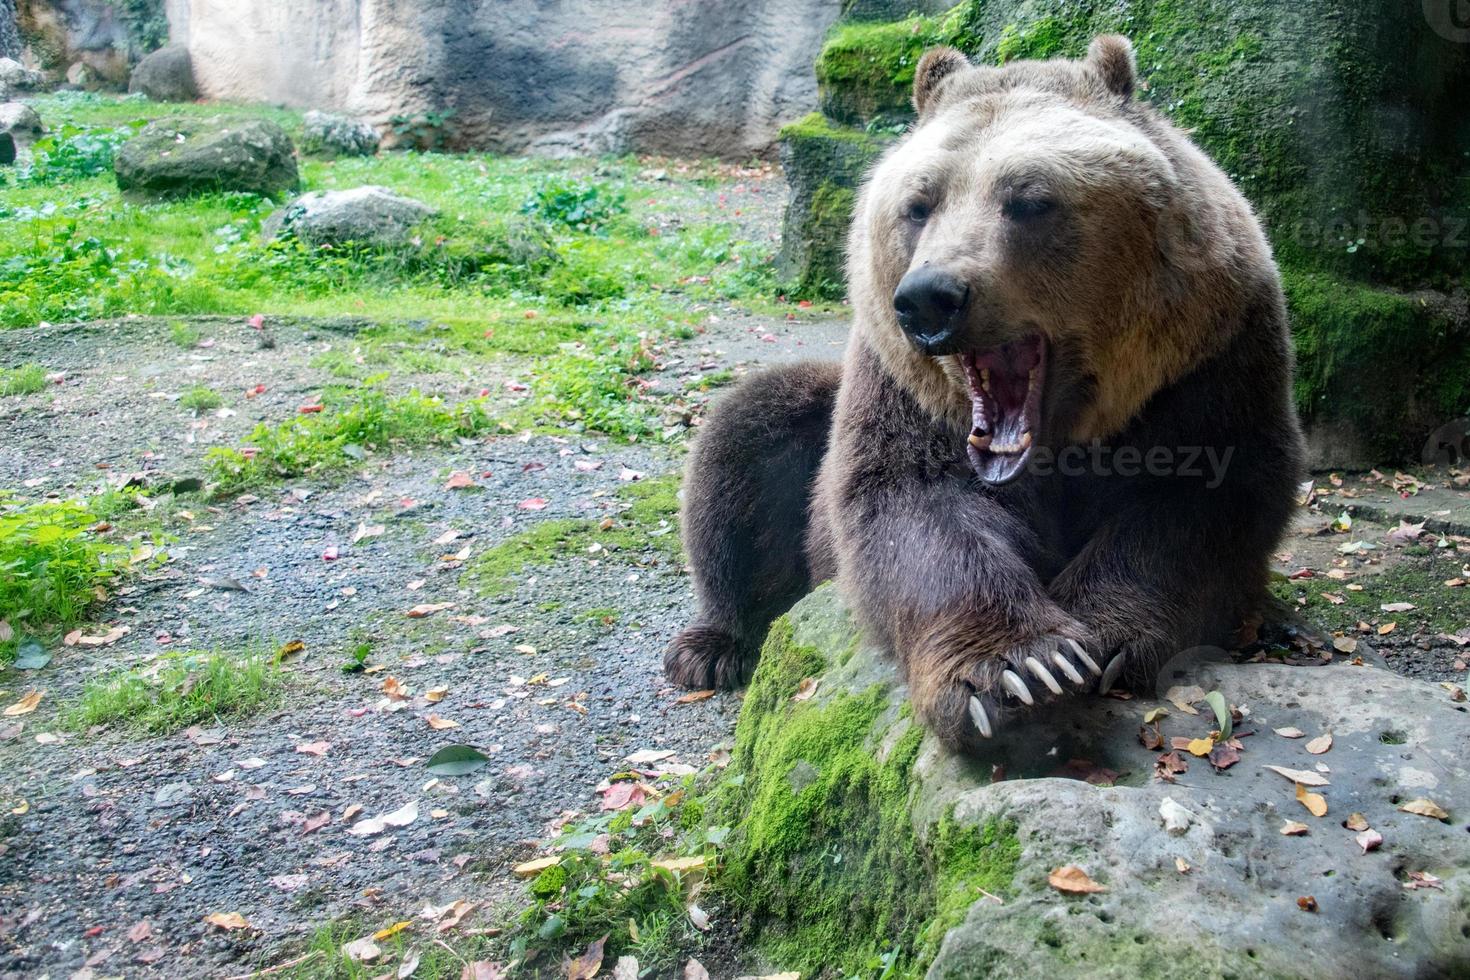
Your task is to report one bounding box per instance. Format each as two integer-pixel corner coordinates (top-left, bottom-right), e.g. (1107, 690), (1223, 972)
(665, 362), (843, 690)
(1048, 491), (1290, 694)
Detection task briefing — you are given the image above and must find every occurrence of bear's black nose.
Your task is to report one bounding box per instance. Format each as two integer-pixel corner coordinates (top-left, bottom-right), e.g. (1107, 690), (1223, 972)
(893, 267), (970, 355)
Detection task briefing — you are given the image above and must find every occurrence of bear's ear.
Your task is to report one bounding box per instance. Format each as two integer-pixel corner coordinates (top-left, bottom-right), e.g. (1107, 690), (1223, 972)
(1086, 34), (1137, 98)
(913, 46), (970, 117)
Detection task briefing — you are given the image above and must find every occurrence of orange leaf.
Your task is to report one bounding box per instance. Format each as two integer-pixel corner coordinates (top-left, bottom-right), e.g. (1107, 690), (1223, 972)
(3, 690), (42, 717)
(1296, 782), (1327, 818)
(1048, 864), (1107, 894)
(204, 912), (249, 931)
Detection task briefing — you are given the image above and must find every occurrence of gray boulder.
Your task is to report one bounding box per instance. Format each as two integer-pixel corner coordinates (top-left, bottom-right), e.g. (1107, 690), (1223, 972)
(300, 110), (379, 158)
(128, 44), (197, 103)
(721, 586), (1470, 978)
(0, 56), (40, 94)
(0, 102), (42, 147)
(264, 186), (436, 247)
(114, 116), (299, 200)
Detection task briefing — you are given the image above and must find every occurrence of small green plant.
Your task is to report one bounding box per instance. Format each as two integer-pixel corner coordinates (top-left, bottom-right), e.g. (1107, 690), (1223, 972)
(0, 364), (48, 397)
(13, 123), (142, 185)
(340, 642), (371, 674)
(206, 384), (493, 494)
(518, 328), (665, 437)
(67, 648), (282, 734)
(179, 385), (223, 412)
(0, 496), (123, 662)
(508, 770), (729, 974)
(521, 177), (626, 232)
(169, 320), (203, 349)
(388, 109), (457, 152)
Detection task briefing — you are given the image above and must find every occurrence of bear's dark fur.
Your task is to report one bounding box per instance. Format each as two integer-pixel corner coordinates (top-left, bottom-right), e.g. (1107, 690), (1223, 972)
(666, 37), (1305, 750)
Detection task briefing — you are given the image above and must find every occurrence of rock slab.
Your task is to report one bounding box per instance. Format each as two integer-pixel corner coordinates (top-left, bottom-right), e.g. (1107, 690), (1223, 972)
(733, 586), (1470, 978)
(300, 110), (379, 159)
(114, 116), (299, 200)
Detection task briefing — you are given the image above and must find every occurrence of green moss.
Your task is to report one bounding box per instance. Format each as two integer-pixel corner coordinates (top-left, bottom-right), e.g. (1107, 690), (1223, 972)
(719, 617), (1019, 977)
(460, 475), (681, 596)
(816, 13), (967, 125)
(1283, 268), (1470, 460)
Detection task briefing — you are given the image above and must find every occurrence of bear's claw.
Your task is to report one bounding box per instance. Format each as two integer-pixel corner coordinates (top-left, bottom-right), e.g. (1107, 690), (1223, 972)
(1099, 650), (1128, 695)
(968, 636), (1104, 739)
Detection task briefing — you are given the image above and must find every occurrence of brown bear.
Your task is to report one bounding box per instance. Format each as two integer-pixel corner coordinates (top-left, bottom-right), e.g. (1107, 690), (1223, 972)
(665, 36), (1305, 750)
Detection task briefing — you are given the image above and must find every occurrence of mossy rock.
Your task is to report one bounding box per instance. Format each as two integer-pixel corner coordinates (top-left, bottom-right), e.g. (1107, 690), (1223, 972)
(1284, 267), (1470, 467)
(775, 113), (890, 300)
(816, 10), (968, 126)
(719, 586), (1470, 978)
(114, 116), (300, 200)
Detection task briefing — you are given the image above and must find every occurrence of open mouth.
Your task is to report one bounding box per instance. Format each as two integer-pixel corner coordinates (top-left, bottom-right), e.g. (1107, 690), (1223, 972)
(959, 335), (1046, 485)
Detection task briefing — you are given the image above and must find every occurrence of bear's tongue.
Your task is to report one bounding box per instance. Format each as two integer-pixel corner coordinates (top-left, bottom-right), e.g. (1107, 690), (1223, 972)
(961, 337), (1046, 485)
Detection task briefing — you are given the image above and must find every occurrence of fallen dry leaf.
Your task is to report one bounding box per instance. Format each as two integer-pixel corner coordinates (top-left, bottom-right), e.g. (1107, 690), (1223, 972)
(1279, 820), (1309, 836)
(652, 856), (707, 874)
(204, 912), (249, 931)
(435, 900), (475, 933)
(1345, 813), (1369, 832)
(1297, 895), (1318, 913)
(349, 800), (419, 836)
(445, 471), (475, 490)
(1296, 782), (1328, 818)
(426, 714), (460, 730)
(1378, 622), (1397, 636)
(1398, 798), (1449, 820)
(512, 856), (559, 879)
(675, 689), (714, 704)
(1355, 828), (1384, 854)
(566, 934), (608, 980)
(3, 690), (42, 717)
(1273, 727), (1306, 739)
(407, 602), (453, 618)
(1403, 871), (1443, 891)
(1185, 737), (1214, 757)
(1305, 733), (1332, 755)
(425, 686), (448, 703)
(1264, 765), (1330, 787)
(296, 741), (331, 757)
(343, 936), (380, 963)
(1380, 602), (1416, 613)
(1174, 856), (1191, 874)
(791, 678), (819, 702)
(1048, 864), (1107, 893)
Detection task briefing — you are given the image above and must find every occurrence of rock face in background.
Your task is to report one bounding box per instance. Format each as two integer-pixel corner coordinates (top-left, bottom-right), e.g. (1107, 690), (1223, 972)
(721, 586), (1470, 978)
(114, 116), (299, 200)
(780, 0), (1470, 467)
(163, 0), (845, 158)
(263, 186), (435, 247)
(128, 42), (194, 101)
(14, 0), (166, 88)
(0, 0), (21, 59)
(300, 110), (379, 159)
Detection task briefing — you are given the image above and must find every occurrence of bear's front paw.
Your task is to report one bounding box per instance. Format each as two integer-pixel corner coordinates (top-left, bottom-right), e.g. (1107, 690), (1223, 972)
(910, 634), (1103, 747)
(664, 625), (753, 690)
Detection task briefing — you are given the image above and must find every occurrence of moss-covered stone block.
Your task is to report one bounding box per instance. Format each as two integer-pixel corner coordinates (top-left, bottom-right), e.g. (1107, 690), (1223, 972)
(1284, 267), (1470, 468)
(816, 11), (967, 126)
(775, 113), (891, 300)
(719, 586), (1470, 978)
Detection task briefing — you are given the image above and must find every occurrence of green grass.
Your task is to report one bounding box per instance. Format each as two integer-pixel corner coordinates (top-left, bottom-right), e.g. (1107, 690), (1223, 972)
(1271, 550), (1470, 637)
(461, 475), (681, 597)
(66, 648), (282, 734)
(266, 917), (500, 980)
(206, 383), (493, 495)
(169, 320), (203, 349)
(0, 364), (47, 397)
(179, 385), (223, 412)
(0, 496), (122, 663)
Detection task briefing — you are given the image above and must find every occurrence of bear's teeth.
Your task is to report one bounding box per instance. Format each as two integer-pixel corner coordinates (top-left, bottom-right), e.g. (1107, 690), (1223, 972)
(1020, 431), (1033, 449)
(980, 368), (991, 391)
(968, 433), (991, 450)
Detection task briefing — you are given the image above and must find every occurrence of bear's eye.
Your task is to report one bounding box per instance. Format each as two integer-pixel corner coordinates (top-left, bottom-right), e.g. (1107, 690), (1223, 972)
(904, 200), (932, 224)
(1003, 196), (1056, 222)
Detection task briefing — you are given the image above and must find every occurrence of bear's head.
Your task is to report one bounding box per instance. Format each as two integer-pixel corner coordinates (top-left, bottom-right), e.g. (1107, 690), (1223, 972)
(848, 36), (1272, 484)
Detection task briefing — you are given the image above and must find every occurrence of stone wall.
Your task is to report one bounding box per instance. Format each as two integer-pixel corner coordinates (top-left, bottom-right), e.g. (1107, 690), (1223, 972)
(164, 0), (845, 158)
(14, 0), (165, 85)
